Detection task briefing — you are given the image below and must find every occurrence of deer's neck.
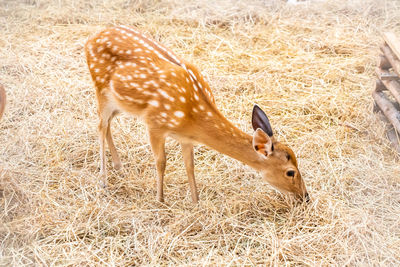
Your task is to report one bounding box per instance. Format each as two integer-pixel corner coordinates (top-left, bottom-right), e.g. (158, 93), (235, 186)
(187, 106), (263, 170)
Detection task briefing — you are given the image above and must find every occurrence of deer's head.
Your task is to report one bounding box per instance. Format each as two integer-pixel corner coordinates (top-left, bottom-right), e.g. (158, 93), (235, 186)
(251, 105), (309, 202)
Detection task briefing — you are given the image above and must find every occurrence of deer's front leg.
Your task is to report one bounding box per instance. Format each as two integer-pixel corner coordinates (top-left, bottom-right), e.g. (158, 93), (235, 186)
(148, 131), (166, 202)
(181, 143), (199, 203)
(98, 120), (108, 188)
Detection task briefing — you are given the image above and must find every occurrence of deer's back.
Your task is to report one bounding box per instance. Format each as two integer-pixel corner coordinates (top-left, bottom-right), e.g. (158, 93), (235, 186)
(85, 26), (217, 129)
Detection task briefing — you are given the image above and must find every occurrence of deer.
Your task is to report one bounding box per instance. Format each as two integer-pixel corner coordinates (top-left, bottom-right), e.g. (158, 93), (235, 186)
(85, 26), (309, 203)
(0, 84), (5, 121)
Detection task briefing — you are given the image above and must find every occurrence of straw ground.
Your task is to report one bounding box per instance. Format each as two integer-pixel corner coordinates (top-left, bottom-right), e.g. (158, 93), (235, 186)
(1, 0), (400, 265)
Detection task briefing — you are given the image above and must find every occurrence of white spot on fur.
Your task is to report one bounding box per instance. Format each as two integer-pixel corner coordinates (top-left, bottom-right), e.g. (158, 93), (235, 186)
(174, 111), (185, 118)
(149, 100), (159, 107)
(158, 89), (170, 99)
(130, 82), (139, 88)
(188, 69), (197, 80)
(170, 118), (178, 125)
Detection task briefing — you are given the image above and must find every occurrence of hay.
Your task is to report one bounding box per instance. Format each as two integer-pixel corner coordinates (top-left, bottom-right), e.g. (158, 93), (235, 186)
(1, 0), (400, 265)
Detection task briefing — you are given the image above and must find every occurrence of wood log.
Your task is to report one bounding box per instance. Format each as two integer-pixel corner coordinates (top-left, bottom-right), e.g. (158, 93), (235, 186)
(0, 84), (5, 121)
(376, 68), (400, 104)
(381, 44), (400, 77)
(382, 79), (400, 104)
(372, 91), (400, 134)
(375, 67), (399, 81)
(383, 32), (400, 60)
(377, 54), (391, 69)
(375, 108), (400, 153)
(375, 79), (386, 92)
(386, 124), (400, 153)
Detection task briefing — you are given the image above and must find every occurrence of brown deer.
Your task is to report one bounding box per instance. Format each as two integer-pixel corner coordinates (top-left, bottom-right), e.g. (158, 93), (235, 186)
(85, 26), (309, 203)
(0, 85), (5, 121)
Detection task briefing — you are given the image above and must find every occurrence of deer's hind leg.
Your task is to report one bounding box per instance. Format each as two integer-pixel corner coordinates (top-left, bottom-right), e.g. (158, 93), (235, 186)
(106, 111), (122, 170)
(148, 130), (167, 202)
(97, 94), (121, 186)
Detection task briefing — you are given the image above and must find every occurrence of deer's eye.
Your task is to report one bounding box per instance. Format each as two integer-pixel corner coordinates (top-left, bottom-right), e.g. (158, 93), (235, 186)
(286, 170), (295, 177)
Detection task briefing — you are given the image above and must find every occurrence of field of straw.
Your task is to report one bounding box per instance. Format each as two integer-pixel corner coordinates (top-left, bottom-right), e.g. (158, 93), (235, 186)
(1, 0), (400, 265)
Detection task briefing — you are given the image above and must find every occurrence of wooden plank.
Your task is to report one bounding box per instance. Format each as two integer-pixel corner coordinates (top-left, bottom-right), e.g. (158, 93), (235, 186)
(383, 32), (400, 61)
(376, 68), (400, 104)
(372, 91), (400, 134)
(0, 84), (5, 121)
(375, 108), (400, 154)
(375, 79), (386, 92)
(375, 67), (399, 81)
(378, 54), (391, 69)
(382, 78), (400, 104)
(381, 44), (400, 77)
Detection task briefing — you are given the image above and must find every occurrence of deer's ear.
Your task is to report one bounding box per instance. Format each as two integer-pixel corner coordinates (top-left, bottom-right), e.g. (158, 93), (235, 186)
(253, 128), (274, 157)
(252, 105), (273, 137)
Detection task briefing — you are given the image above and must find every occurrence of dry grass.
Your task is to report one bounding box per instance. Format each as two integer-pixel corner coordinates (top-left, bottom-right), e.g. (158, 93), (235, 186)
(1, 0), (400, 265)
